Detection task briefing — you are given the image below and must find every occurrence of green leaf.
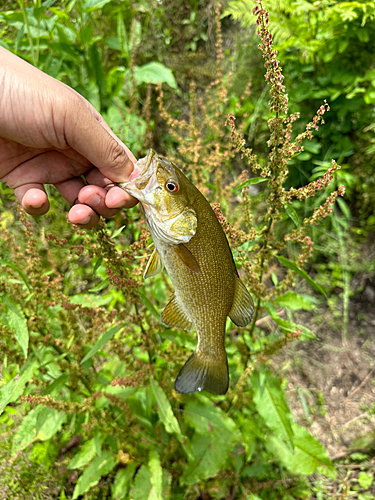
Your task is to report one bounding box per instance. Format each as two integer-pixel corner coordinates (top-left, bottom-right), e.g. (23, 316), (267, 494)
(88, 279), (109, 292)
(0, 357), (37, 416)
(283, 203), (300, 229)
(184, 400), (240, 440)
(56, 25), (75, 45)
(276, 256), (327, 298)
(150, 378), (182, 439)
(12, 407), (40, 455)
(90, 43), (106, 103)
(0, 259), (31, 290)
(161, 470), (172, 499)
(349, 452), (369, 461)
(93, 256), (103, 273)
(42, 374), (70, 396)
(358, 472), (373, 490)
(159, 330), (196, 350)
(30, 441), (55, 468)
(182, 434), (228, 486)
(80, 23), (94, 45)
(116, 12), (128, 58)
(129, 19), (142, 50)
(11, 405), (65, 454)
(297, 152), (311, 161)
(94, 432), (102, 456)
(104, 107), (146, 146)
(83, 0), (112, 11)
(103, 384), (137, 401)
(233, 177), (267, 192)
(133, 62), (177, 89)
(35, 407), (66, 441)
(138, 291), (160, 321)
(111, 225), (126, 239)
(274, 292), (317, 311)
(252, 370), (294, 450)
(2, 295), (29, 357)
(271, 272), (278, 286)
(263, 303), (316, 340)
(149, 450), (163, 500)
(266, 423), (336, 478)
(112, 464), (137, 500)
(68, 439), (96, 469)
(72, 451), (117, 499)
(105, 36), (121, 51)
(182, 400), (240, 485)
(69, 293), (111, 308)
(130, 465), (152, 500)
(336, 197), (351, 220)
(129, 467), (162, 499)
(80, 324), (124, 364)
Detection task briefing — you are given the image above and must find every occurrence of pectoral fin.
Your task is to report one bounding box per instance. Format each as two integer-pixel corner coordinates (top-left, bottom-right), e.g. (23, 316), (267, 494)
(161, 294), (193, 331)
(229, 277), (254, 327)
(175, 244), (201, 274)
(143, 248), (163, 279)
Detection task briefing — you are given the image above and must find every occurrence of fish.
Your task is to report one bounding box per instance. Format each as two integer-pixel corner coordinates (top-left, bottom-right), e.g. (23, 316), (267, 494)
(119, 149), (254, 395)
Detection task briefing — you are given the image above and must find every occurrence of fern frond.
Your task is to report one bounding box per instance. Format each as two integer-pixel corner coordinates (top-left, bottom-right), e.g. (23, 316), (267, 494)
(222, 0), (256, 28)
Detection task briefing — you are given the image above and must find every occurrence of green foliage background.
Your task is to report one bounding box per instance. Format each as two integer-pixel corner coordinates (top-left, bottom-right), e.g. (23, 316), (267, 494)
(0, 0), (374, 499)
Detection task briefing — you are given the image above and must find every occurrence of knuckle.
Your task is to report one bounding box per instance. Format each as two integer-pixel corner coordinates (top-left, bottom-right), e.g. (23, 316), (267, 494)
(106, 140), (129, 171)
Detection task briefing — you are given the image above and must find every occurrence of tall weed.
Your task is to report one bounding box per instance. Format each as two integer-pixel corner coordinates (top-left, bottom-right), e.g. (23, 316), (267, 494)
(0, 1), (346, 498)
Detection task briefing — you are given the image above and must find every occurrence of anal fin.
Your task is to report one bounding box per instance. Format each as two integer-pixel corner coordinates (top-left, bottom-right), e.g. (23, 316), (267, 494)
(161, 294), (193, 331)
(143, 248), (163, 279)
(174, 350), (229, 395)
(229, 277), (254, 327)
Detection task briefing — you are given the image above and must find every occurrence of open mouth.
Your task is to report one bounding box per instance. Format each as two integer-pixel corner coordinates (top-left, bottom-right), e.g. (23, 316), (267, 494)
(118, 150), (158, 198)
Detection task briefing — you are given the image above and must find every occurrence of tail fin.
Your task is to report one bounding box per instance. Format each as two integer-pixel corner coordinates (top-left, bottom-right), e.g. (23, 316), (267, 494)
(174, 351), (229, 395)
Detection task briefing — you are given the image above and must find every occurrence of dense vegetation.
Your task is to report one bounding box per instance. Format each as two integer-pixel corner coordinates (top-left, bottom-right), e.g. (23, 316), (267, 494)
(1, 0), (375, 498)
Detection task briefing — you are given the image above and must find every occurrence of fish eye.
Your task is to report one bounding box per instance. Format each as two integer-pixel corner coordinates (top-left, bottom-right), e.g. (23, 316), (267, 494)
(165, 180), (179, 193)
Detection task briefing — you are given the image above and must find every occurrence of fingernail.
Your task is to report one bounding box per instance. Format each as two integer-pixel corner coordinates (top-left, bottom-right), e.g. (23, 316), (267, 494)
(110, 199), (127, 209)
(129, 166), (141, 181)
(87, 194), (101, 207)
(81, 215), (91, 224)
(32, 203), (44, 209)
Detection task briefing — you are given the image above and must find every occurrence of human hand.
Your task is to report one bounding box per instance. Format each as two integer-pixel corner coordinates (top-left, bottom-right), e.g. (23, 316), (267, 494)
(0, 47), (141, 228)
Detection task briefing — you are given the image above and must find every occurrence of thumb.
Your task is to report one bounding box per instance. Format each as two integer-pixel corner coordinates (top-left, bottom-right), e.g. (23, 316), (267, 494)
(63, 94), (137, 182)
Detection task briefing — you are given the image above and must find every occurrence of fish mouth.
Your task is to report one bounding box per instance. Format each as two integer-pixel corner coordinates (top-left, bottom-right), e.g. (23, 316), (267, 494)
(118, 149), (175, 204)
(118, 150), (158, 200)
(117, 149), (185, 221)
(138, 149), (156, 176)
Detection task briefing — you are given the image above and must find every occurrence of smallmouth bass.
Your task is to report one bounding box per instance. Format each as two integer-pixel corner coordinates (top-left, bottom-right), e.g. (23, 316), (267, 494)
(119, 150), (254, 395)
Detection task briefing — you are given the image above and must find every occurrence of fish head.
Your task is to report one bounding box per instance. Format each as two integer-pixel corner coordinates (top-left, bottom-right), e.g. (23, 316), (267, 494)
(119, 150), (197, 244)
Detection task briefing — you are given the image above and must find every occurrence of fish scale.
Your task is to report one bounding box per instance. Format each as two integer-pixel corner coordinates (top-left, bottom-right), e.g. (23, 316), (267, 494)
(119, 149), (254, 395)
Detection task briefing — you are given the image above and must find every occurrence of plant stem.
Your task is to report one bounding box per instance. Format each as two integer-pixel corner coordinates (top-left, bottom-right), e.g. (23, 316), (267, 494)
(248, 216), (273, 338)
(333, 213), (350, 346)
(135, 302), (154, 370)
(18, 0), (37, 66)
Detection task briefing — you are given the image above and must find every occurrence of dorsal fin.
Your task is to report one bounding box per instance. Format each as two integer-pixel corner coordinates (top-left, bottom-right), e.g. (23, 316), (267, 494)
(161, 294), (193, 331)
(229, 277), (254, 327)
(175, 244), (201, 274)
(143, 248), (163, 279)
